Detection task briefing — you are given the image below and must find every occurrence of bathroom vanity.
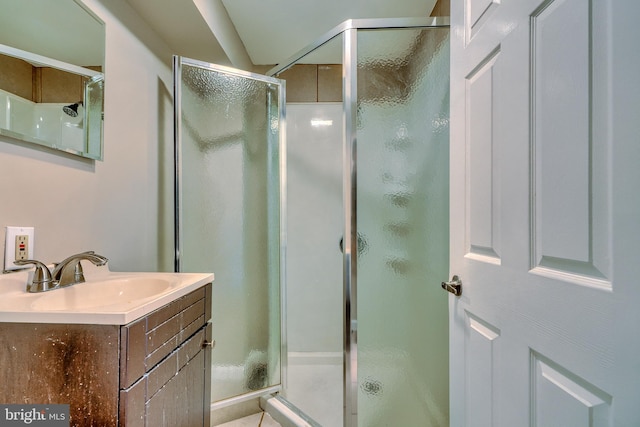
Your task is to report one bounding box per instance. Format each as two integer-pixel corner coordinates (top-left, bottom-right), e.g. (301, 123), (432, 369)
(0, 268), (214, 427)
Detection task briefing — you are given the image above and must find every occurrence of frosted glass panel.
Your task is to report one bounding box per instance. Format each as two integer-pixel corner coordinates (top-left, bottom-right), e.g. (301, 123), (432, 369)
(356, 28), (450, 427)
(284, 103), (344, 426)
(177, 60), (282, 402)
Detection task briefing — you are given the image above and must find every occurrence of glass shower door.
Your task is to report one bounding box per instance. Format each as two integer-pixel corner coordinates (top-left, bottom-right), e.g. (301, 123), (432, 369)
(269, 20), (449, 427)
(354, 27), (450, 427)
(173, 57), (284, 405)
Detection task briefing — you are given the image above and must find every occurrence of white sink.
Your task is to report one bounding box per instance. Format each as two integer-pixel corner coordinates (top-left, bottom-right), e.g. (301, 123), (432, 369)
(0, 265), (214, 325)
(30, 277), (173, 311)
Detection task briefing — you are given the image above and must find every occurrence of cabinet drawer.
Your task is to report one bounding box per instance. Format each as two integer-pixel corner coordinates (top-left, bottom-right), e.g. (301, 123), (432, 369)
(119, 284), (212, 388)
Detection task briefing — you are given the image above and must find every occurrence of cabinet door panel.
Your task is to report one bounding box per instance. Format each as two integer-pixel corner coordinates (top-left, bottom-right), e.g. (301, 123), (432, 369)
(145, 350), (206, 427)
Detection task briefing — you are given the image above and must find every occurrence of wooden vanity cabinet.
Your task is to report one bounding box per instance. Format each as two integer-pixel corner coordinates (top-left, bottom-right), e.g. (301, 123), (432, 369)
(0, 284), (212, 427)
(119, 284), (212, 427)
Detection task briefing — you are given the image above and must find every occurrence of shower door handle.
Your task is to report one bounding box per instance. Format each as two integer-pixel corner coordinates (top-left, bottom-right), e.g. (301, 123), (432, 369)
(441, 275), (462, 296)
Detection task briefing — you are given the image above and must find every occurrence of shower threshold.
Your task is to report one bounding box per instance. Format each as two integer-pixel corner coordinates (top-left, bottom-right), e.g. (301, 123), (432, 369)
(261, 395), (323, 427)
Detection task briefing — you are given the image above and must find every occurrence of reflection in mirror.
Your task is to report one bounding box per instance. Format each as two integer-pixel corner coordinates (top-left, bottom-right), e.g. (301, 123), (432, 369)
(0, 0), (105, 160)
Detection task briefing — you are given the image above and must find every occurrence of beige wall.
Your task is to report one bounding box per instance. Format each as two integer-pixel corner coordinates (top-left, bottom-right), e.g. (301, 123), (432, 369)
(278, 64), (342, 102)
(0, 54), (33, 100)
(0, 0), (176, 273)
(0, 54), (103, 103)
(36, 67), (84, 103)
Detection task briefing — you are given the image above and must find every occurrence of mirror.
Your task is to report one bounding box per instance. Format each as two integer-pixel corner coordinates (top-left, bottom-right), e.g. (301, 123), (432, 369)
(0, 0), (105, 160)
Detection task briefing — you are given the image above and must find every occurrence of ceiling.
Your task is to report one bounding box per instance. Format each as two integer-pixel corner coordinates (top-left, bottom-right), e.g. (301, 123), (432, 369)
(124, 0), (438, 69)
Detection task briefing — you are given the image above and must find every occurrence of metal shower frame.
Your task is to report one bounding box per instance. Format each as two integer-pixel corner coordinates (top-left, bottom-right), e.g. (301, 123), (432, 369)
(268, 16), (450, 427)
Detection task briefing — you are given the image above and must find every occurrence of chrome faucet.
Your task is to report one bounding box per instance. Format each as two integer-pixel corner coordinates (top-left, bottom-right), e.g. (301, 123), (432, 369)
(52, 251), (109, 288)
(13, 251), (108, 292)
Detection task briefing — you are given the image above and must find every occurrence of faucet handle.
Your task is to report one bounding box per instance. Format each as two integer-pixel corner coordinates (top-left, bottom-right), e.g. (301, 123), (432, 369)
(13, 259), (57, 292)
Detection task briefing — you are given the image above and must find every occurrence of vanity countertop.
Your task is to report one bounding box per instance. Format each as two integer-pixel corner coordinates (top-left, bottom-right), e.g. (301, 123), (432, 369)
(0, 264), (214, 325)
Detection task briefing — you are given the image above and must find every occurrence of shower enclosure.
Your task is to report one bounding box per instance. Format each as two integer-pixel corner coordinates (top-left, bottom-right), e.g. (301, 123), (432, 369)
(174, 17), (449, 427)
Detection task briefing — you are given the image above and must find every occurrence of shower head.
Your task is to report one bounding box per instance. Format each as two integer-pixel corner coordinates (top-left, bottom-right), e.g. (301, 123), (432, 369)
(63, 102), (83, 117)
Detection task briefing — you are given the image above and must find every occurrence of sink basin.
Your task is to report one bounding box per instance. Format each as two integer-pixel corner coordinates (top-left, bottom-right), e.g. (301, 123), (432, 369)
(30, 277), (172, 311)
(0, 266), (214, 324)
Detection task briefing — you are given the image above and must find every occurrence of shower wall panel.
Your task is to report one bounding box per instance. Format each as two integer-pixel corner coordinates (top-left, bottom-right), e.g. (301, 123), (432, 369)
(284, 102), (344, 426)
(356, 27), (450, 427)
(286, 103), (343, 353)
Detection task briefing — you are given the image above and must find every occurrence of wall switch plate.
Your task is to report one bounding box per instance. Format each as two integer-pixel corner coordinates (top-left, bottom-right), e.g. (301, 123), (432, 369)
(4, 226), (35, 271)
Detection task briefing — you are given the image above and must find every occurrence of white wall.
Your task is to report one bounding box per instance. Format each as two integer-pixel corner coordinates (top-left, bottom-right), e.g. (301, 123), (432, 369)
(286, 103), (343, 353)
(0, 0), (176, 272)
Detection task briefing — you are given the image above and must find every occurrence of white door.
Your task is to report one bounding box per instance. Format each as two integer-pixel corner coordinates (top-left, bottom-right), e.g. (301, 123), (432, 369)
(449, 0), (640, 425)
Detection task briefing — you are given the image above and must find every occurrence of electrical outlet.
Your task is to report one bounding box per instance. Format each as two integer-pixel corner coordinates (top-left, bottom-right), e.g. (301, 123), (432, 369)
(4, 226), (35, 271)
(15, 235), (29, 261)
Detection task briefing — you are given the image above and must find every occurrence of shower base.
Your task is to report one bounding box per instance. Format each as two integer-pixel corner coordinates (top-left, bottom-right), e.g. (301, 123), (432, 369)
(273, 351), (343, 427)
